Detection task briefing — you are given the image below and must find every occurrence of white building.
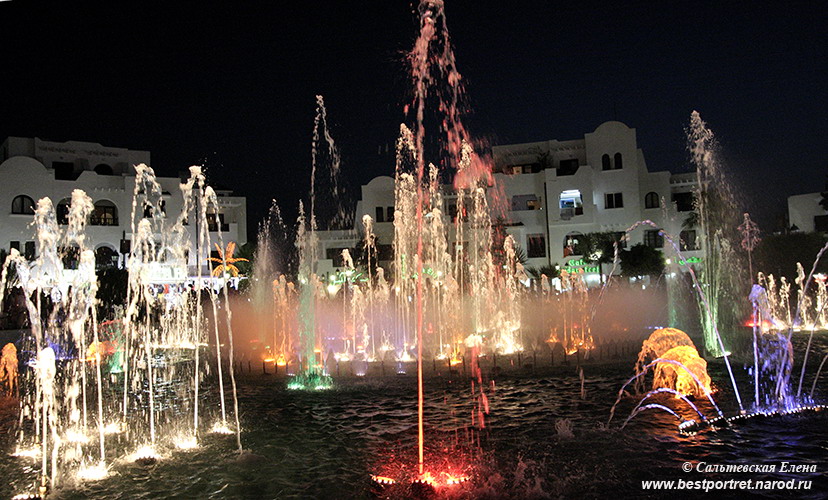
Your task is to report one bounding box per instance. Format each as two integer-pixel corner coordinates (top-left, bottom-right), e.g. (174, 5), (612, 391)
(316, 121), (703, 284)
(788, 192), (828, 233)
(0, 137), (247, 276)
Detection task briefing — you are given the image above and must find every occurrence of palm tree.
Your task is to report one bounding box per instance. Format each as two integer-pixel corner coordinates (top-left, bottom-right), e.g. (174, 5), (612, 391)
(208, 242), (249, 277)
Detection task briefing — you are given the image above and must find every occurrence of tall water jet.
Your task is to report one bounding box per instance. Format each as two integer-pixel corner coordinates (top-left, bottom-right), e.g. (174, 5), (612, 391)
(686, 111), (747, 356)
(402, 0), (492, 482)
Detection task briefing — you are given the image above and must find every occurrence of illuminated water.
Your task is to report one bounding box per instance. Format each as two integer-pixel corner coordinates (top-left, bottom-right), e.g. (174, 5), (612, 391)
(2, 333), (825, 498)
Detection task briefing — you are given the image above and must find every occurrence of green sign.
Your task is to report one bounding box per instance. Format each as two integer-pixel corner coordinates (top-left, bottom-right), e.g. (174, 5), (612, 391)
(564, 259), (600, 274)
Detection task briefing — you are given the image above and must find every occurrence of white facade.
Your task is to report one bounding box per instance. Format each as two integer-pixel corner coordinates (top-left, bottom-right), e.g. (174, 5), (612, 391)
(0, 137), (247, 275)
(316, 121), (703, 282)
(788, 192), (828, 233)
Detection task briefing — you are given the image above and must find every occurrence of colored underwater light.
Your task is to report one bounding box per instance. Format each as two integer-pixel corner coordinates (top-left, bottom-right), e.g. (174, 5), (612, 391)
(371, 470), (470, 489)
(677, 404), (828, 437)
(287, 371), (333, 391)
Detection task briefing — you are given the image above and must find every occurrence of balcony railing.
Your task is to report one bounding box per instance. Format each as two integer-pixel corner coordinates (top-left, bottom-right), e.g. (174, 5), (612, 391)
(90, 216), (119, 226)
(559, 207), (583, 220)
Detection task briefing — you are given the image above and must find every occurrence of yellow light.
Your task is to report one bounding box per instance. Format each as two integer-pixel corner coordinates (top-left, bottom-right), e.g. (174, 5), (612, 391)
(77, 462), (108, 481)
(371, 475), (396, 485)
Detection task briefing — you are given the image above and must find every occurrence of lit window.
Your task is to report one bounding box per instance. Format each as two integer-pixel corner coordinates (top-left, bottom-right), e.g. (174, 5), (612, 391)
(559, 189), (583, 219)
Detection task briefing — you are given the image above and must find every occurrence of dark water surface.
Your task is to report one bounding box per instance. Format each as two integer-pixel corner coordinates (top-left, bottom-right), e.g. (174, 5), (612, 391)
(2, 333), (827, 499)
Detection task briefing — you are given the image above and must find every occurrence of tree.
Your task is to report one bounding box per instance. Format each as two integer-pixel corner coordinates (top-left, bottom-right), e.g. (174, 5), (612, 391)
(620, 244), (665, 279)
(754, 232), (828, 282)
(526, 264), (559, 281)
(575, 232), (620, 265)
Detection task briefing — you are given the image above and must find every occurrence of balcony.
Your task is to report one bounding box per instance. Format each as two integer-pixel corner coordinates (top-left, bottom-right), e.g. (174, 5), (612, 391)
(208, 222), (230, 232)
(90, 215), (119, 226)
(559, 207), (583, 220)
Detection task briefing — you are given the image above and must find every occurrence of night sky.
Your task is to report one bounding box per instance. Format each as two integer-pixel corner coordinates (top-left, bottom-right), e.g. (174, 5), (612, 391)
(1, 1), (825, 234)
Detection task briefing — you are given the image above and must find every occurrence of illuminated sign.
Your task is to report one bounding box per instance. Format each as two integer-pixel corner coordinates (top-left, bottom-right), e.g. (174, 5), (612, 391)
(564, 258), (600, 274)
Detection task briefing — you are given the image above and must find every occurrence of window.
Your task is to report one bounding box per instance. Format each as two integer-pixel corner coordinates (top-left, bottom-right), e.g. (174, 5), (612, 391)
(672, 192), (694, 212)
(644, 192), (660, 209)
(512, 194), (539, 211)
(612, 231), (628, 249)
(10, 241), (20, 251)
(448, 203), (458, 221)
(91, 200), (118, 226)
(644, 230), (664, 248)
(325, 247), (352, 267)
(680, 230), (698, 251)
(53, 161), (76, 180)
(94, 163), (113, 175)
(386, 206), (394, 222)
(614, 152), (623, 169)
(602, 154), (611, 171)
(95, 246), (118, 269)
(527, 234), (546, 258)
(206, 213), (228, 232)
(56, 198), (71, 225)
(605, 192), (623, 209)
(375, 206), (385, 223)
(559, 190), (583, 219)
(563, 232), (582, 257)
(11, 195), (35, 215)
(24, 241), (35, 260)
(558, 158), (580, 176)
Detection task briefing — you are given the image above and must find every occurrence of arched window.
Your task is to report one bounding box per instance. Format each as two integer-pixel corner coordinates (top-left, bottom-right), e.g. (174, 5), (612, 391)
(601, 154), (611, 170)
(91, 200), (118, 226)
(94, 163), (113, 175)
(95, 246), (118, 269)
(11, 195), (35, 215)
(56, 198), (71, 225)
(644, 191), (660, 209)
(614, 152), (623, 169)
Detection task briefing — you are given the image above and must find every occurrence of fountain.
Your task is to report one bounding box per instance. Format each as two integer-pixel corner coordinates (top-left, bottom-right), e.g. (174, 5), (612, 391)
(609, 117), (828, 435)
(0, 165), (243, 495)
